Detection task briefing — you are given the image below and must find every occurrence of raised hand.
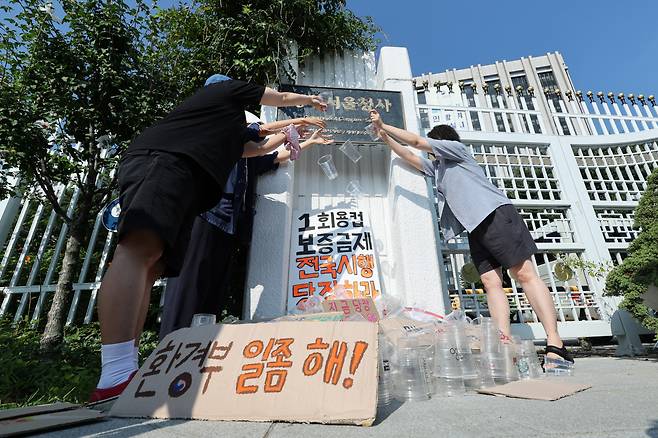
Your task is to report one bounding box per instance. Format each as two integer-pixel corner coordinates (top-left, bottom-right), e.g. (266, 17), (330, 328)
(369, 109), (383, 129)
(310, 95), (328, 112)
(308, 129), (334, 145)
(302, 116), (327, 129)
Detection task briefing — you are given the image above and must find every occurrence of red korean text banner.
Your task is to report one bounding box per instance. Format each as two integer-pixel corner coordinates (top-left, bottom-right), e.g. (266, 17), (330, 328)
(288, 208), (382, 313)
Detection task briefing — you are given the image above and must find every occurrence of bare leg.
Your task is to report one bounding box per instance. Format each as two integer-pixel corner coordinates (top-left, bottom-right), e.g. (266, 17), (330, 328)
(98, 230), (164, 345)
(479, 267), (511, 338)
(134, 262), (164, 348)
(510, 259), (564, 358)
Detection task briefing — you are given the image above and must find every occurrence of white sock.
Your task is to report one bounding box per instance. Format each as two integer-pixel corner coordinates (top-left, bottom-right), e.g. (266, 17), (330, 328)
(97, 340), (138, 389)
(133, 345), (139, 369)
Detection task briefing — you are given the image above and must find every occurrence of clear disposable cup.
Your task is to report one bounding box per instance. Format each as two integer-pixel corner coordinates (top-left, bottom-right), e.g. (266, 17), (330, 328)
(394, 337), (432, 402)
(434, 347), (463, 379)
(365, 123), (380, 141)
(378, 335), (395, 407)
(480, 326), (502, 353)
(317, 154), (338, 180)
(479, 351), (506, 381)
(318, 90), (334, 108)
(339, 140), (362, 163)
(501, 343), (520, 383)
(516, 340), (543, 379)
(191, 313), (216, 327)
(434, 376), (466, 397)
(346, 180), (362, 197)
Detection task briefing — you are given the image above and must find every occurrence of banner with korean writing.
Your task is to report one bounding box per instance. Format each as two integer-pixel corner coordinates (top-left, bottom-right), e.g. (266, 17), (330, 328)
(277, 85), (404, 143)
(288, 208), (383, 314)
(111, 321), (378, 425)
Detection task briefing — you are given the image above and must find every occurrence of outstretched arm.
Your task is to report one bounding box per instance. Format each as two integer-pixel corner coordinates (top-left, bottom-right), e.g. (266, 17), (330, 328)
(378, 130), (427, 173)
(260, 117), (326, 135)
(369, 110), (431, 151)
(275, 129), (334, 163)
(260, 88), (327, 111)
(242, 132), (287, 158)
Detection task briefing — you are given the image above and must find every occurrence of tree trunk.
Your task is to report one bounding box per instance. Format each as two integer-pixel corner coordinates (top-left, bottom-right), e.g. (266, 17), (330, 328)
(39, 197), (92, 354)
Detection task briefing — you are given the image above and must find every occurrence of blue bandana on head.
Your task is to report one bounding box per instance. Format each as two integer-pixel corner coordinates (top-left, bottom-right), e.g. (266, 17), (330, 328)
(204, 74), (232, 86)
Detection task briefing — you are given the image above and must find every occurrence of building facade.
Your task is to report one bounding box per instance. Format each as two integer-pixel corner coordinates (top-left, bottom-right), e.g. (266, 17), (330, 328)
(412, 51), (658, 338)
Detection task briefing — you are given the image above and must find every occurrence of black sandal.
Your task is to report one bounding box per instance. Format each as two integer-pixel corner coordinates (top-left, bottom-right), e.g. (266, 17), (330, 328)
(545, 344), (574, 364)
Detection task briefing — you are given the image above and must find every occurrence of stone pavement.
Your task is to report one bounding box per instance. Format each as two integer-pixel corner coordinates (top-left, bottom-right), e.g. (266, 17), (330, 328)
(42, 357), (658, 438)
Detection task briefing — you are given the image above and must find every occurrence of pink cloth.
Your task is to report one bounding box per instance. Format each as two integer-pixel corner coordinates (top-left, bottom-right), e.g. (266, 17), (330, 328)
(283, 124), (301, 160)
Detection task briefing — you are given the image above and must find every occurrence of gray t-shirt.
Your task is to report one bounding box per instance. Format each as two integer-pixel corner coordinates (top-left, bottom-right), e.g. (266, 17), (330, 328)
(419, 138), (511, 240)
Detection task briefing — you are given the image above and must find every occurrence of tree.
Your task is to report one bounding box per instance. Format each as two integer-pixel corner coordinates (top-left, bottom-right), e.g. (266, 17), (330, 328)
(605, 167), (658, 339)
(148, 0), (379, 99)
(1, 0), (378, 353)
(0, 0), (170, 353)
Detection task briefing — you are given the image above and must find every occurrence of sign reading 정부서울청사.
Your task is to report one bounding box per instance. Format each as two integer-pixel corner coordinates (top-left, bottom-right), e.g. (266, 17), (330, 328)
(110, 321), (378, 425)
(276, 84), (404, 143)
(288, 208), (382, 314)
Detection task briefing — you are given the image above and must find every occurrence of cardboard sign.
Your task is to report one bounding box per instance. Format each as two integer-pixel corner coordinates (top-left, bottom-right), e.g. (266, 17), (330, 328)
(477, 380), (592, 401)
(288, 208), (383, 313)
(0, 407), (105, 437)
(111, 321), (378, 425)
(322, 298), (380, 322)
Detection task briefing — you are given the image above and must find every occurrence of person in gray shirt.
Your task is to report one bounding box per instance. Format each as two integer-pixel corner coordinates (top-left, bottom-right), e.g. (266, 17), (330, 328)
(369, 110), (573, 364)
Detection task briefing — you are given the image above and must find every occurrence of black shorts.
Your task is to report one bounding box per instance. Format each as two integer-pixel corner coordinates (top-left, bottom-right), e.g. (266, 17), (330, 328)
(468, 204), (538, 275)
(117, 150), (219, 277)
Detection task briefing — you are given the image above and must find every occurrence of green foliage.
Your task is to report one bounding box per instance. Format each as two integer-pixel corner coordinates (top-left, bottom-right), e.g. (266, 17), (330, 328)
(148, 0), (380, 99)
(605, 168), (658, 339)
(557, 253), (613, 281)
(0, 0), (173, 206)
(0, 318), (158, 408)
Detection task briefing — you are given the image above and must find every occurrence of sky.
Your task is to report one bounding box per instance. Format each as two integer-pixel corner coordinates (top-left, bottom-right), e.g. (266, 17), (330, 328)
(347, 0), (658, 96)
(5, 0), (657, 95)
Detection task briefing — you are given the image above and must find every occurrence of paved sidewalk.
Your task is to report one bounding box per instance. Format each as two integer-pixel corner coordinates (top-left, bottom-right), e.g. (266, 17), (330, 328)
(42, 357), (658, 438)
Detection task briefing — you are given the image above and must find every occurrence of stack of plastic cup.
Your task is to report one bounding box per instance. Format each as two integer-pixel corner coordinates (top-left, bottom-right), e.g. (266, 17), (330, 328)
(433, 328), (465, 396)
(378, 335), (395, 407)
(394, 335), (433, 402)
(477, 318), (507, 384)
(515, 339), (543, 379)
(446, 321), (479, 391)
(500, 342), (520, 383)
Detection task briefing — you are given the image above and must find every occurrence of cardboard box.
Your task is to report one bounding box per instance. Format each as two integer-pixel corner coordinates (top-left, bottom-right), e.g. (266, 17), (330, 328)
(111, 321), (378, 426)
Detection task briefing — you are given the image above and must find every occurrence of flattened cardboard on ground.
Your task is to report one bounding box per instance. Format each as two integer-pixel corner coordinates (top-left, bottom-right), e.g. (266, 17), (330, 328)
(0, 407), (105, 437)
(0, 402), (78, 421)
(477, 379), (591, 401)
(111, 321), (378, 426)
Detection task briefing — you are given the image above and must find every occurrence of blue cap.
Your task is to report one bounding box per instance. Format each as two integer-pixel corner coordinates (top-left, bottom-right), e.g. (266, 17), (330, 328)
(204, 74), (231, 86)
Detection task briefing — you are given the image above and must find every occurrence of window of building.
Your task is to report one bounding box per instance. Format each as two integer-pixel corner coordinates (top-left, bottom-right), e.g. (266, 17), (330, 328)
(417, 91), (426, 105)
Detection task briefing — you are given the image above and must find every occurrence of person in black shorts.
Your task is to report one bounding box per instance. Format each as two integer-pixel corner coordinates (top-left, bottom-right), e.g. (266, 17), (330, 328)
(369, 110), (573, 367)
(90, 75), (327, 402)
